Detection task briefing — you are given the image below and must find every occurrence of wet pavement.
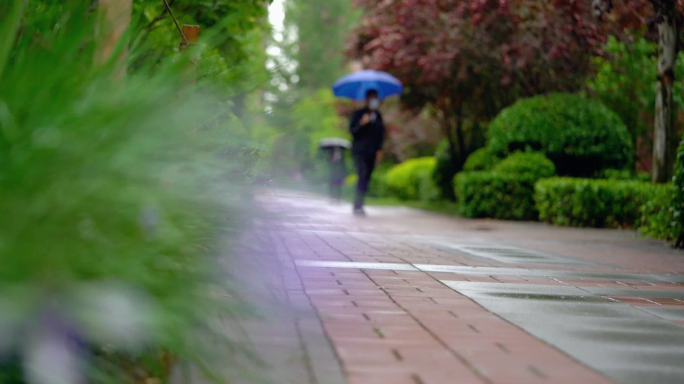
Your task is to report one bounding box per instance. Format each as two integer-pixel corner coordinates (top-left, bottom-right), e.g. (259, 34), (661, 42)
(242, 190), (684, 384)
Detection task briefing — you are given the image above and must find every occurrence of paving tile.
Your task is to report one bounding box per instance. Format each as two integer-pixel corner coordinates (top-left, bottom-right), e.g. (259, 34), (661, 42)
(253, 191), (684, 384)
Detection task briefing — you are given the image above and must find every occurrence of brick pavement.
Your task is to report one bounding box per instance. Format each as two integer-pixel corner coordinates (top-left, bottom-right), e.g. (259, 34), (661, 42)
(247, 190), (684, 384)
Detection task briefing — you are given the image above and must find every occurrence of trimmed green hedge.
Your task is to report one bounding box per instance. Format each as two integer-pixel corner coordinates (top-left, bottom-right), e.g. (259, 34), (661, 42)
(535, 178), (658, 228)
(488, 93), (633, 177)
(455, 172), (538, 220)
(455, 152), (555, 220)
(463, 147), (500, 172)
(596, 169), (651, 182)
(492, 152), (555, 179)
(639, 183), (678, 240)
(386, 157), (437, 201)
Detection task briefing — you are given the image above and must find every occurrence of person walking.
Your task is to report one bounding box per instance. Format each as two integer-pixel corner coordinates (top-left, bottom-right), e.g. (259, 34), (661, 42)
(349, 89), (385, 216)
(319, 143), (348, 203)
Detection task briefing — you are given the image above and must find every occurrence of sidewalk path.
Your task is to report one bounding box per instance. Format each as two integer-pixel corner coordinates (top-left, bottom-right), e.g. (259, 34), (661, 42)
(250, 190), (684, 384)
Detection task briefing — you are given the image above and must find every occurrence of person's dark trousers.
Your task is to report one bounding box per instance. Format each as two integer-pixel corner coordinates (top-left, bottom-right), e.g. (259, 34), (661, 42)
(353, 153), (376, 210)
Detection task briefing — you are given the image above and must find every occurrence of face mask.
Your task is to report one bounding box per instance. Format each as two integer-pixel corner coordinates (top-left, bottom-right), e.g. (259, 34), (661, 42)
(368, 99), (380, 110)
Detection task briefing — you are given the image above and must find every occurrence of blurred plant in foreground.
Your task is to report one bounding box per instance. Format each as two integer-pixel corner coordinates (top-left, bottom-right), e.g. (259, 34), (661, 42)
(0, 1), (260, 383)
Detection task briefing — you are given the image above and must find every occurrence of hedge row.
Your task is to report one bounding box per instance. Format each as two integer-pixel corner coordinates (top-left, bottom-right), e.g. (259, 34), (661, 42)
(455, 152), (555, 220)
(345, 155), (676, 242)
(455, 172), (538, 220)
(535, 178), (658, 228)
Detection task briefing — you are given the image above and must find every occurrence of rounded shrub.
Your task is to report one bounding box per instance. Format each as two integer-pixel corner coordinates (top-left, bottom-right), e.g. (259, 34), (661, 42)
(463, 147), (500, 172)
(487, 93), (633, 176)
(492, 152), (555, 179)
(386, 157), (437, 200)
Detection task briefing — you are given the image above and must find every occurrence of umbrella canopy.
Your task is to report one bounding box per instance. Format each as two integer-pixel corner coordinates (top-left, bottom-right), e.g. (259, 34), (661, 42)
(332, 70), (403, 101)
(319, 138), (351, 149)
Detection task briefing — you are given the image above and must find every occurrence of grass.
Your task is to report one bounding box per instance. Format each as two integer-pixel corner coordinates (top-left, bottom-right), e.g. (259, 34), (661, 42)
(364, 197), (461, 216)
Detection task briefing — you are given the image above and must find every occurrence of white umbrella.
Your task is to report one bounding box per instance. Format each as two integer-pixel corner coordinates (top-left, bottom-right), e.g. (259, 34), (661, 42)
(319, 138), (351, 149)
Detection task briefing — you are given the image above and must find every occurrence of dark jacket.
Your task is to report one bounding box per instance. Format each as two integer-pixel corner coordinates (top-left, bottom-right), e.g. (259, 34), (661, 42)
(349, 107), (386, 156)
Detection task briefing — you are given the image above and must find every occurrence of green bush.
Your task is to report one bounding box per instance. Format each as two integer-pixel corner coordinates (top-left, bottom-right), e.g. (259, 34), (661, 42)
(454, 152), (554, 220)
(595, 169), (651, 182)
(492, 152), (555, 179)
(639, 183), (678, 240)
(673, 137), (684, 246)
(488, 93), (633, 177)
(0, 3), (260, 382)
(455, 172), (538, 220)
(344, 174), (358, 197)
(386, 157), (437, 200)
(418, 170), (440, 202)
(370, 170), (391, 197)
(432, 140), (459, 200)
(463, 147), (500, 172)
(344, 170), (391, 198)
(535, 178), (657, 228)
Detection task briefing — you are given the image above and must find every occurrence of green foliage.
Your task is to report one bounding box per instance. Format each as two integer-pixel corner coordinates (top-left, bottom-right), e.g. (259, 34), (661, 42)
(639, 183), (678, 241)
(455, 172), (538, 220)
(487, 93), (633, 177)
(596, 168), (651, 181)
(534, 178), (657, 228)
(0, 3), (261, 382)
(432, 140), (459, 200)
(673, 136), (684, 246)
(385, 157), (437, 201)
(417, 170), (440, 202)
(132, 0), (269, 69)
(345, 173), (358, 196)
(267, 89), (349, 179)
(283, 0), (359, 90)
(586, 36), (657, 147)
(492, 152), (555, 179)
(292, 89), (349, 157)
(587, 36), (684, 151)
(463, 147), (500, 172)
(454, 152), (553, 220)
(370, 169), (391, 198)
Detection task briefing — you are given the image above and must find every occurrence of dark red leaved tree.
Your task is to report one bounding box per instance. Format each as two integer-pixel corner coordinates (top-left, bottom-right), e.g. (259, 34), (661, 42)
(348, 0), (647, 168)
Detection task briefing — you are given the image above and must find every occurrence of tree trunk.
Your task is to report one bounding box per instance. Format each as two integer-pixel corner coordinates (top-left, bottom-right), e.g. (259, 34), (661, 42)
(453, 104), (467, 159)
(94, 0), (132, 76)
(652, 2), (677, 183)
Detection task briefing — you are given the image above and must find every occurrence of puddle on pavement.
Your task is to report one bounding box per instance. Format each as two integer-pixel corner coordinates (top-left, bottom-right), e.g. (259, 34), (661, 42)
(444, 281), (684, 384)
(485, 292), (604, 302)
(472, 226), (494, 231)
(427, 242), (600, 267)
(295, 260), (419, 271)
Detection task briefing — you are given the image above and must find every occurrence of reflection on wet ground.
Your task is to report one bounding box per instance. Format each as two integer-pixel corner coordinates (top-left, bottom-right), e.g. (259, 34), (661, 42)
(442, 281), (684, 384)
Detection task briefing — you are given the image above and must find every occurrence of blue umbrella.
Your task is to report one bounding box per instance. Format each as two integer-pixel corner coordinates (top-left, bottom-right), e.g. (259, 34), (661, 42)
(332, 70), (403, 101)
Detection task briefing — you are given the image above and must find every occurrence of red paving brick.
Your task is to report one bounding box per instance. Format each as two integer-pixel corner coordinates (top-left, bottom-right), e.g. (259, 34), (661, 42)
(257, 191), (684, 383)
